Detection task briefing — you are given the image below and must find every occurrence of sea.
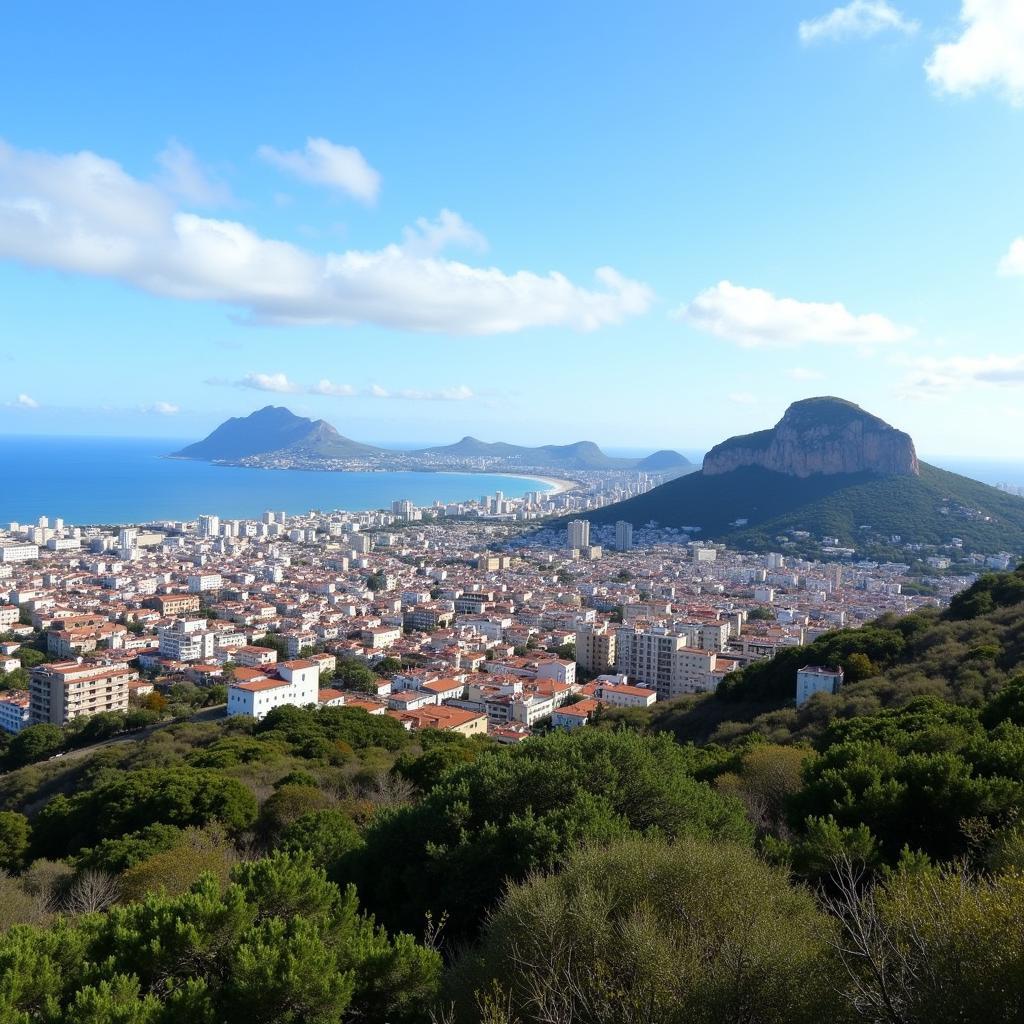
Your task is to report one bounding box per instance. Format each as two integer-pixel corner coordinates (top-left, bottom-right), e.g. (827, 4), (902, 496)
(0, 436), (558, 526)
(1, 436), (1021, 528)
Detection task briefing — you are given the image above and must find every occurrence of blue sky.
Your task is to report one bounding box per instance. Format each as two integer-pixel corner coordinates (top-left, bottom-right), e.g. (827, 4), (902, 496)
(1, 1), (1023, 456)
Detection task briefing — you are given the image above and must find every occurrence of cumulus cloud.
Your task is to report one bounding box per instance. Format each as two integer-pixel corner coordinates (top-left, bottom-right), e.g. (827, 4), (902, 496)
(258, 137), (381, 203)
(237, 372), (301, 393)
(156, 139), (231, 205)
(799, 0), (918, 44)
(143, 400), (180, 414)
(998, 237), (1024, 276)
(675, 281), (914, 348)
(0, 140), (652, 335)
(12, 393), (39, 408)
(926, 1), (1024, 105)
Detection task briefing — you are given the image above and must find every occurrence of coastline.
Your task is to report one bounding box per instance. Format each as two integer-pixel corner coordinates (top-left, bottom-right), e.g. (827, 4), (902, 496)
(500, 473), (578, 495)
(166, 453), (579, 495)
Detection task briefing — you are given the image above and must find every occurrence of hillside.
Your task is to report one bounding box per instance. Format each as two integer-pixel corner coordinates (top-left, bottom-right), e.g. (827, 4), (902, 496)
(173, 406), (383, 461)
(415, 437), (691, 471)
(582, 398), (1024, 555)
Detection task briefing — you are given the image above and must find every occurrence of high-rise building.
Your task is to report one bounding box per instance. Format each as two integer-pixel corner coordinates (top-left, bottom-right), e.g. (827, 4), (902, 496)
(615, 626), (720, 700)
(576, 622), (617, 674)
(567, 519), (590, 549)
(198, 514), (220, 538)
(615, 520), (633, 552)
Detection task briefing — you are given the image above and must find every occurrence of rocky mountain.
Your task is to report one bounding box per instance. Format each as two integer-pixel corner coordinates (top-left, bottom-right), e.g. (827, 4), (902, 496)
(703, 397), (919, 478)
(577, 398), (1024, 556)
(173, 407), (693, 475)
(173, 407), (385, 462)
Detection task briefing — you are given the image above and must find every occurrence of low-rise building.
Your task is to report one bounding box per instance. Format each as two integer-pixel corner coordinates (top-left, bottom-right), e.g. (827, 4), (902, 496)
(796, 665), (844, 706)
(226, 659), (319, 720)
(0, 690), (31, 733)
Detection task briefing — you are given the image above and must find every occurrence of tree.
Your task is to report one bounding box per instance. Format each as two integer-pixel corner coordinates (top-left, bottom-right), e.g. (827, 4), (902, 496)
(4, 723), (63, 768)
(0, 810), (30, 871)
(824, 858), (1024, 1024)
(453, 836), (842, 1024)
(347, 729), (752, 940)
(279, 810), (364, 871)
(32, 767), (259, 859)
(257, 784), (334, 841)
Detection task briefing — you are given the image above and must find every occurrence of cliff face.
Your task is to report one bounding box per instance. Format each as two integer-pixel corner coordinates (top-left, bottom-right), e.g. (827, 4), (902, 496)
(702, 398), (920, 478)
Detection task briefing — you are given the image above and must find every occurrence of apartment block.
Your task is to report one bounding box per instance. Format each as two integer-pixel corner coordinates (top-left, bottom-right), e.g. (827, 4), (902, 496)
(30, 661), (135, 725)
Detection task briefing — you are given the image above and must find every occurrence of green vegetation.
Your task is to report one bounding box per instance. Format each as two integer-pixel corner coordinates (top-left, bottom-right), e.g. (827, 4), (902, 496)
(583, 462), (1024, 555)
(0, 565), (1022, 1020)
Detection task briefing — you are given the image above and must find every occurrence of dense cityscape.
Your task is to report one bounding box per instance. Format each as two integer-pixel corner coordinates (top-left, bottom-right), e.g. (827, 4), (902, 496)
(0, 479), (1000, 742)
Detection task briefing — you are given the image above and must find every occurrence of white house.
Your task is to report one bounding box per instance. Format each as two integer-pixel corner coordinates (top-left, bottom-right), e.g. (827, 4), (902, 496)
(226, 659), (320, 720)
(796, 665), (844, 707)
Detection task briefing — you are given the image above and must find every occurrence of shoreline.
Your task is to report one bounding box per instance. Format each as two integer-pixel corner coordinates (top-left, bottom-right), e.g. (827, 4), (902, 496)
(499, 473), (578, 495)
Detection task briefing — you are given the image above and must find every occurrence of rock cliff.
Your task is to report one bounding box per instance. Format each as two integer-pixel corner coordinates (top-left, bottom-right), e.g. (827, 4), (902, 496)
(702, 397), (920, 478)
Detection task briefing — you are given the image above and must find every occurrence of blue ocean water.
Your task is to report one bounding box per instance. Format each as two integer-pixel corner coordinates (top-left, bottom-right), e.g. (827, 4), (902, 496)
(926, 456), (1024, 489)
(0, 436), (554, 525)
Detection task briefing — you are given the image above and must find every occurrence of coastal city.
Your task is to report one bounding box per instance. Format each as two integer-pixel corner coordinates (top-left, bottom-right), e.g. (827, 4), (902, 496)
(0, 478), (1001, 742)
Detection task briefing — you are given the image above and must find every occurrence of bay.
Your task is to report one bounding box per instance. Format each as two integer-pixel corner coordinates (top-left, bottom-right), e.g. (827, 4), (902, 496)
(0, 435), (554, 525)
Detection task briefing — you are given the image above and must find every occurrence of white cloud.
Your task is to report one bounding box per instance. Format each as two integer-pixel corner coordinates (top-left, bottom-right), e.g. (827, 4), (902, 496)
(900, 353), (1024, 394)
(926, 1), (1024, 105)
(156, 140), (231, 205)
(402, 209), (488, 256)
(368, 384), (475, 401)
(14, 393), (38, 408)
(237, 372), (301, 393)
(143, 400), (180, 415)
(0, 140), (652, 335)
(799, 1), (918, 44)
(787, 366), (826, 380)
(998, 237), (1024, 275)
(310, 379), (357, 397)
(258, 137), (381, 203)
(675, 281), (914, 348)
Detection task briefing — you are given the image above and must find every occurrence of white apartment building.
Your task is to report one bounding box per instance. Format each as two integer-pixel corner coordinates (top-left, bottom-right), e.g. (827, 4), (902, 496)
(0, 543), (39, 563)
(235, 645), (279, 668)
(615, 626), (722, 699)
(30, 661), (135, 725)
(593, 681), (657, 708)
(0, 604), (19, 628)
(158, 618), (218, 662)
(0, 690), (31, 733)
(226, 659), (320, 720)
(796, 665), (844, 707)
(188, 573), (223, 594)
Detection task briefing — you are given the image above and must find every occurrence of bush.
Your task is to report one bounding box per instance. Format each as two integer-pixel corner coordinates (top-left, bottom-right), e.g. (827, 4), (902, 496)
(452, 836), (842, 1024)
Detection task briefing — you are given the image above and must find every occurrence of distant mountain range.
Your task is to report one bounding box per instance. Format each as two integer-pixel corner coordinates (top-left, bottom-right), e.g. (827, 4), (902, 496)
(173, 406), (693, 476)
(580, 397), (1024, 555)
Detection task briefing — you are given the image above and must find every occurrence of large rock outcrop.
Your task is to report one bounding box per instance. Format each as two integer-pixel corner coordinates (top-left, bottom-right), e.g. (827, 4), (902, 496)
(702, 397), (919, 478)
